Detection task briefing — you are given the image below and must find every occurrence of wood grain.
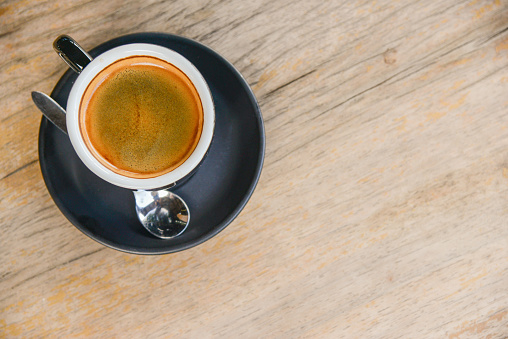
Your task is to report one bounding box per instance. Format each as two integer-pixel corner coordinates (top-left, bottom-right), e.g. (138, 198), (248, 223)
(1, 0), (508, 337)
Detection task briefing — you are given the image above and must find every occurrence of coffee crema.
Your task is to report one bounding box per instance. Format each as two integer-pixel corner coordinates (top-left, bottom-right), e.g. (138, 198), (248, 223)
(80, 55), (203, 179)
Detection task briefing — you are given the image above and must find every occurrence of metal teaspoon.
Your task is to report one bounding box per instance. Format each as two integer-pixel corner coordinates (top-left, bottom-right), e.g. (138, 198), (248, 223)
(31, 91), (190, 239)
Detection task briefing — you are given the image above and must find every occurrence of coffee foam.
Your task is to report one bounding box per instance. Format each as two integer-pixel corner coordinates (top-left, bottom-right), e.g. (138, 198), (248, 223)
(80, 56), (203, 179)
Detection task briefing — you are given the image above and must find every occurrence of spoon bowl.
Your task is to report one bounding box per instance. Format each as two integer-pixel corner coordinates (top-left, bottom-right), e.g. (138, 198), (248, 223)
(133, 190), (189, 239)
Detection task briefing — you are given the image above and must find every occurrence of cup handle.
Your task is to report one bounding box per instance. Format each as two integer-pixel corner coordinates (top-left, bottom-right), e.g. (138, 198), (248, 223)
(53, 35), (93, 74)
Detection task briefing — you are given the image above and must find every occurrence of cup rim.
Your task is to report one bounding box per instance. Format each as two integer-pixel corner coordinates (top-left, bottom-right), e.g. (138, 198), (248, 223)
(66, 43), (215, 189)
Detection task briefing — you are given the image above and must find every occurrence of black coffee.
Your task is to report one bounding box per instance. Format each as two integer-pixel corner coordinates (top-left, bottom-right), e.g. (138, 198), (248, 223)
(80, 56), (203, 178)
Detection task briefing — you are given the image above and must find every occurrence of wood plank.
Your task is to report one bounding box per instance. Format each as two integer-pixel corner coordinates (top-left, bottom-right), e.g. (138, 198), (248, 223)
(1, 0), (507, 337)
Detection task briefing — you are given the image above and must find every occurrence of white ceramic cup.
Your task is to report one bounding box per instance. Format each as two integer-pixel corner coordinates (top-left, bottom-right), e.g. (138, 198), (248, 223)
(59, 40), (215, 190)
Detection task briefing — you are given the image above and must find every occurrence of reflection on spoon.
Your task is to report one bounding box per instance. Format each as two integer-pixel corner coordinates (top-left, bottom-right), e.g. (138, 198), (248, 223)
(133, 190), (189, 239)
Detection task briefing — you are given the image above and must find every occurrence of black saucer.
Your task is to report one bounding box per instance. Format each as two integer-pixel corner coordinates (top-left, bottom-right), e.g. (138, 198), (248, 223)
(39, 33), (265, 255)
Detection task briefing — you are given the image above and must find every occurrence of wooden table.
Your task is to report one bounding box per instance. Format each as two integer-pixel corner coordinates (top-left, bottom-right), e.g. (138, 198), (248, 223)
(1, 0), (507, 337)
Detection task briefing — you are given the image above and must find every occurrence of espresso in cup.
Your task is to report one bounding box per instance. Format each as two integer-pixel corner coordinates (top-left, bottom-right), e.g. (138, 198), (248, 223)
(61, 42), (214, 190)
(80, 56), (204, 179)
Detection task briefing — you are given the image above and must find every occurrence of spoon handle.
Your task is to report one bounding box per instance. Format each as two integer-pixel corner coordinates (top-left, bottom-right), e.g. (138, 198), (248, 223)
(31, 91), (67, 134)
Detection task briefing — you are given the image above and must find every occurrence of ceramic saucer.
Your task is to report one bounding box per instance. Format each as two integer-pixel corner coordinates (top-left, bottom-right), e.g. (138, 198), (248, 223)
(39, 33), (265, 254)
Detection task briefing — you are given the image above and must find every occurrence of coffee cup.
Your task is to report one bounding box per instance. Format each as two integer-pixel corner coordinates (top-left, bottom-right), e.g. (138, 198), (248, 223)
(53, 35), (215, 190)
